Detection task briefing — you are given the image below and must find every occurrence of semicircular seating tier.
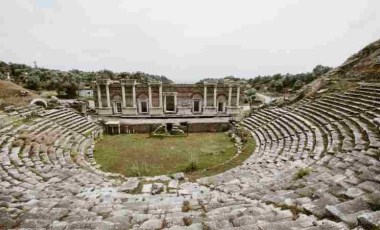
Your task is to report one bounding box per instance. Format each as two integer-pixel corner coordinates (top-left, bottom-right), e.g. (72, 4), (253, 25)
(0, 83), (379, 229)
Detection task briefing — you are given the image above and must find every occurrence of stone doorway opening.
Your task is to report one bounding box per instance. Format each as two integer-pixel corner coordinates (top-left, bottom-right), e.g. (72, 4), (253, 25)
(140, 101), (148, 113)
(193, 100), (201, 113)
(113, 102), (122, 114)
(218, 102), (225, 113)
(163, 93), (177, 113)
(166, 95), (175, 112)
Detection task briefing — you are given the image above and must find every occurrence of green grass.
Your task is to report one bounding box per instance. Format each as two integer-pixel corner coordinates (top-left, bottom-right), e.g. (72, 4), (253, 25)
(186, 137), (255, 180)
(94, 133), (254, 179)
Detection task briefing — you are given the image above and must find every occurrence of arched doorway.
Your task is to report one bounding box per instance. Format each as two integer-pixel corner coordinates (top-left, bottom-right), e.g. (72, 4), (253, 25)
(191, 93), (203, 114)
(30, 98), (47, 108)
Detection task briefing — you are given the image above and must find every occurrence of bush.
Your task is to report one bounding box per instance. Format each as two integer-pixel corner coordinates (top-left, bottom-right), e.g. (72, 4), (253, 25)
(184, 153), (199, 172)
(367, 193), (380, 211)
(26, 75), (41, 90)
(130, 163), (151, 177)
(182, 200), (192, 212)
(294, 168), (312, 180)
(183, 216), (192, 226)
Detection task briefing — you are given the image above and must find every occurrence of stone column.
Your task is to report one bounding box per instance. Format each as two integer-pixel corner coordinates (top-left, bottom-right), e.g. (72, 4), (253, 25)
(174, 94), (177, 112)
(163, 95), (166, 112)
(228, 86), (232, 107)
(148, 85), (152, 108)
(132, 85), (136, 107)
(97, 83), (102, 108)
(213, 85), (217, 108)
(106, 82), (111, 108)
(159, 85), (163, 108)
(236, 86), (240, 107)
(121, 84), (126, 107)
(203, 86), (207, 108)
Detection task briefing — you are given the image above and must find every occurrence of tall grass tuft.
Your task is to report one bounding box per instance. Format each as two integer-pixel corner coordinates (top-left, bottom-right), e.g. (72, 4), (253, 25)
(184, 153), (199, 172)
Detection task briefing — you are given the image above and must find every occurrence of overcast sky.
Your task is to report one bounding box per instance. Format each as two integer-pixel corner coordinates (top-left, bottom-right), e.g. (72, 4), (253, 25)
(1, 0), (379, 83)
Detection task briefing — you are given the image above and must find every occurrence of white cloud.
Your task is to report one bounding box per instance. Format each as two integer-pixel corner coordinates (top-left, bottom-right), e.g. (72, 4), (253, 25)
(0, 0), (379, 83)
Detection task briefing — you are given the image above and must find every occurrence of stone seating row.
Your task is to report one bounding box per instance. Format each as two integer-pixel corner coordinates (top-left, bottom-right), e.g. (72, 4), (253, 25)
(199, 84), (380, 229)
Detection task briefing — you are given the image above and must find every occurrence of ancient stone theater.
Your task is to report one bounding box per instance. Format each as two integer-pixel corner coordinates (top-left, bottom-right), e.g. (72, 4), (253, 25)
(94, 79), (243, 116)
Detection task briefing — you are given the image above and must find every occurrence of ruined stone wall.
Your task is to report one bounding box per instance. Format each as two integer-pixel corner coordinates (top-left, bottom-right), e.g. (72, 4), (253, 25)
(120, 122), (230, 133)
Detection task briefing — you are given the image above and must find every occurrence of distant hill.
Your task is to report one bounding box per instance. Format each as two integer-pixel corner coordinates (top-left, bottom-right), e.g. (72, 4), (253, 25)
(0, 80), (38, 108)
(335, 38), (380, 80)
(297, 38), (380, 99)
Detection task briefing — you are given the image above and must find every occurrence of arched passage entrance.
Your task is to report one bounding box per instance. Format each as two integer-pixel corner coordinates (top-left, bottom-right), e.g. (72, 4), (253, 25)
(30, 98), (47, 108)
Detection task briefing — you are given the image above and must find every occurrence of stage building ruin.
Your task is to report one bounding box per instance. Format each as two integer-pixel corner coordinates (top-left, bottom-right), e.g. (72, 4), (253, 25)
(94, 79), (243, 117)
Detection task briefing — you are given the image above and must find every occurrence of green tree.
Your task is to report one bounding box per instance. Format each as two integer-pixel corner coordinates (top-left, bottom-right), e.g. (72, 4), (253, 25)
(274, 78), (284, 92)
(292, 79), (304, 91)
(26, 75), (41, 90)
(313, 65), (332, 77)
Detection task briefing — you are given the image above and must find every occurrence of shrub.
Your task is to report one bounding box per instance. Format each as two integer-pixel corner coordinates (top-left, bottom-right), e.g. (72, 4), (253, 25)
(182, 200), (192, 212)
(130, 163), (150, 177)
(294, 168), (312, 180)
(367, 193), (380, 211)
(183, 216), (192, 226)
(184, 153), (199, 172)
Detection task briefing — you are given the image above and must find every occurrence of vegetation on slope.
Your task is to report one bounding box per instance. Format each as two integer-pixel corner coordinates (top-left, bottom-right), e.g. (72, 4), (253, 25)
(296, 39), (380, 99)
(0, 61), (172, 98)
(247, 65), (332, 94)
(0, 80), (38, 107)
(336, 38), (380, 80)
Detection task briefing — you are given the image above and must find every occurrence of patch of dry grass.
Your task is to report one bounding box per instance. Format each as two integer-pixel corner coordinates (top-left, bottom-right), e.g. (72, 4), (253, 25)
(0, 80), (38, 108)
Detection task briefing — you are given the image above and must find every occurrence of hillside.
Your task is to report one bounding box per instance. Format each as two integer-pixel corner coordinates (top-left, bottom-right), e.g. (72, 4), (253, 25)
(336, 38), (380, 80)
(0, 80), (39, 108)
(298, 38), (380, 98)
